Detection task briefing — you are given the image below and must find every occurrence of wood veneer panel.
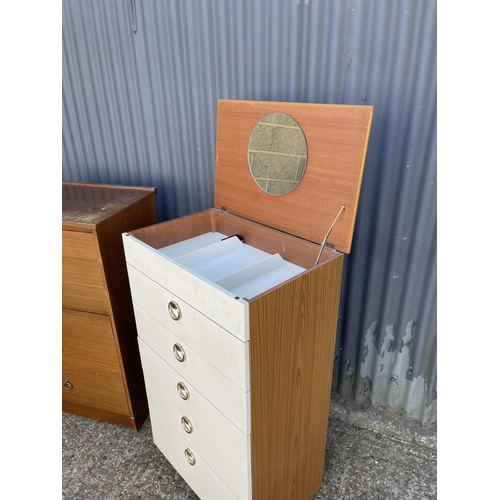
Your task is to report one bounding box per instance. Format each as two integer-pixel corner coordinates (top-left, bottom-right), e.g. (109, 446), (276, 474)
(62, 282), (110, 314)
(249, 255), (344, 500)
(62, 401), (137, 430)
(62, 231), (99, 260)
(62, 309), (122, 378)
(95, 193), (157, 429)
(62, 231), (105, 287)
(128, 210), (214, 249)
(214, 210), (338, 269)
(62, 369), (129, 415)
(62, 182), (157, 228)
(62, 182), (157, 431)
(215, 100), (373, 253)
(62, 257), (105, 288)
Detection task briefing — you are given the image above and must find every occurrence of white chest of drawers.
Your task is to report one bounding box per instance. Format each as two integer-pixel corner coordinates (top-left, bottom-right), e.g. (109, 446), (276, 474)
(123, 100), (373, 500)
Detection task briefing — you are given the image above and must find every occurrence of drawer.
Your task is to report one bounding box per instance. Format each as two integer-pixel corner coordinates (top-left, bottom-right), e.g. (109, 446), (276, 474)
(139, 339), (250, 498)
(62, 368), (129, 415)
(62, 281), (110, 314)
(128, 264), (248, 391)
(62, 230), (105, 287)
(134, 304), (249, 428)
(62, 308), (122, 377)
(62, 230), (109, 314)
(62, 309), (129, 414)
(62, 257), (104, 287)
(123, 234), (248, 341)
(149, 404), (245, 500)
(62, 230), (99, 260)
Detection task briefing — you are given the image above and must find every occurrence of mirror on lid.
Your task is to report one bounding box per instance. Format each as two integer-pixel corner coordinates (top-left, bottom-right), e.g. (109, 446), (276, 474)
(247, 112), (308, 196)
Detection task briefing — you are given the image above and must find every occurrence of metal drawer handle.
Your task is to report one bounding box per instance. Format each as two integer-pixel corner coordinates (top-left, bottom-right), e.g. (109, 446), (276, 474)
(63, 380), (73, 390)
(185, 448), (196, 466)
(168, 301), (182, 321)
(181, 416), (193, 434)
(173, 343), (186, 362)
(177, 382), (190, 400)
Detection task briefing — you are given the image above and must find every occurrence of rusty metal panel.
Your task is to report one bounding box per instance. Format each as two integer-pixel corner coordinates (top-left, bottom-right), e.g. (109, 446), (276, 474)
(62, 0), (436, 424)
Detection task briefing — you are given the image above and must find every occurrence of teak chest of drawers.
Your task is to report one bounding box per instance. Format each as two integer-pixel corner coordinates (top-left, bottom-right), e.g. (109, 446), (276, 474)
(123, 100), (373, 498)
(62, 182), (157, 430)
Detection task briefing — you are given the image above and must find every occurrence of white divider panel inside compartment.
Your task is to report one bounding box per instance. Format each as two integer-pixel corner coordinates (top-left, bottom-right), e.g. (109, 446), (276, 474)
(158, 232), (227, 259)
(174, 236), (241, 267)
(174, 236), (272, 284)
(162, 232), (305, 299)
(215, 253), (305, 299)
(224, 259), (305, 299)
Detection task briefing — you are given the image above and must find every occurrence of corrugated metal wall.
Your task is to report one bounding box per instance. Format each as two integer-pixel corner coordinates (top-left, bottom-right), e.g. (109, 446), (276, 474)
(62, 0), (437, 425)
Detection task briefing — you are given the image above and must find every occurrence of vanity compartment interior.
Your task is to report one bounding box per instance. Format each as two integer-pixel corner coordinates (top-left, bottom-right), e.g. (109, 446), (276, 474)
(123, 99), (373, 500)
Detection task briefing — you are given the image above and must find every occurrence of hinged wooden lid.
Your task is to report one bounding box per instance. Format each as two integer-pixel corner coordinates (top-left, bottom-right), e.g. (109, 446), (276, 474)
(215, 100), (373, 253)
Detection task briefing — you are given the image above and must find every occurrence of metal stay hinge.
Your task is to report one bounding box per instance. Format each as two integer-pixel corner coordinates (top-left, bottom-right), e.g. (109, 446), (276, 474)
(315, 202), (345, 265)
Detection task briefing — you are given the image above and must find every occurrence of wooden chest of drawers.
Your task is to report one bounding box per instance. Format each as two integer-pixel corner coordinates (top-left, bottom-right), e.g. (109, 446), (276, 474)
(123, 100), (373, 498)
(62, 182), (157, 430)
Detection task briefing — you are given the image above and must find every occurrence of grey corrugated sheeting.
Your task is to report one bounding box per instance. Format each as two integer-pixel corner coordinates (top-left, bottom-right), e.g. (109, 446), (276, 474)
(62, 0), (436, 425)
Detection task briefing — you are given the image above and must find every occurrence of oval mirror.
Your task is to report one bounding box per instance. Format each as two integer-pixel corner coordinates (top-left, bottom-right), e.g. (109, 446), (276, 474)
(247, 112), (307, 196)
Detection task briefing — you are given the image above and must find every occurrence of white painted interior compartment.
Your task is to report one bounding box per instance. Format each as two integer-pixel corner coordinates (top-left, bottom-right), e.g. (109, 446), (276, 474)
(158, 232), (304, 299)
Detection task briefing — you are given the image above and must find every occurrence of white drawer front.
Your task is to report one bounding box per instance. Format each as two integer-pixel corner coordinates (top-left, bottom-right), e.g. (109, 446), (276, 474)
(135, 306), (250, 434)
(139, 339), (251, 496)
(127, 264), (249, 391)
(149, 404), (246, 500)
(123, 234), (249, 341)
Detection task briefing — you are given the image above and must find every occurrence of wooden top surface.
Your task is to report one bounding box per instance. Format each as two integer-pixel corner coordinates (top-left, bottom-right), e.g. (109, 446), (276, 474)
(215, 100), (373, 253)
(62, 182), (156, 229)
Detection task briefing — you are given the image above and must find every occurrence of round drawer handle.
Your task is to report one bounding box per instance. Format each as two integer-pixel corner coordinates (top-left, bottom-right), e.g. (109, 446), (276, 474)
(181, 416), (193, 434)
(63, 380), (73, 390)
(177, 382), (190, 400)
(168, 301), (182, 321)
(173, 343), (186, 362)
(185, 448), (196, 466)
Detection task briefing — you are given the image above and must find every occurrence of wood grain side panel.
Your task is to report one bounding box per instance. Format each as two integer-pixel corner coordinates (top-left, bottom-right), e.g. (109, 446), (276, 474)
(62, 309), (123, 378)
(95, 193), (157, 427)
(249, 255), (344, 500)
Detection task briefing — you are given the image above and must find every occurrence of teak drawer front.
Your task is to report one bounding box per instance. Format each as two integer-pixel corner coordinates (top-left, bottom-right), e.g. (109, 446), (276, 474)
(62, 230), (104, 287)
(149, 404), (241, 500)
(62, 230), (110, 314)
(139, 340), (251, 490)
(62, 368), (129, 415)
(62, 308), (122, 377)
(62, 257), (104, 288)
(123, 234), (248, 341)
(62, 281), (111, 315)
(62, 230), (99, 261)
(134, 304), (249, 431)
(62, 308), (129, 414)
(128, 264), (248, 391)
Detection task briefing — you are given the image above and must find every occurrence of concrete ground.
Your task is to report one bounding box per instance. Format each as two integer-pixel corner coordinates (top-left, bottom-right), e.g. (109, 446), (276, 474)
(62, 396), (436, 499)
